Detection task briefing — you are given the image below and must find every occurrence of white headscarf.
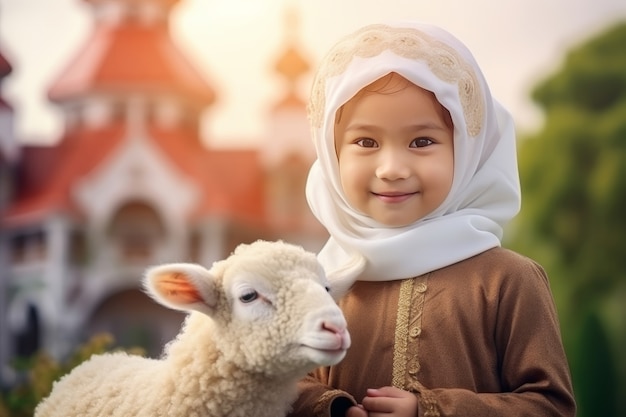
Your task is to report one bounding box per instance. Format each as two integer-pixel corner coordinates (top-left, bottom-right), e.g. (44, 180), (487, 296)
(306, 22), (520, 291)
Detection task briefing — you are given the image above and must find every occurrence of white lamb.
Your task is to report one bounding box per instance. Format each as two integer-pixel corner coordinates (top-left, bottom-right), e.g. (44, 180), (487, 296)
(34, 240), (351, 417)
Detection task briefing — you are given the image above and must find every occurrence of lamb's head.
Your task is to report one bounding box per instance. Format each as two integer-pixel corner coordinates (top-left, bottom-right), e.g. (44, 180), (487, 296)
(144, 240), (350, 377)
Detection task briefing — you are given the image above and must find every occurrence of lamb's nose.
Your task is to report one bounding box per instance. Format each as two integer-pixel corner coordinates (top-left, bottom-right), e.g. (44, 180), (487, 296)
(322, 321), (351, 350)
(321, 321), (341, 334)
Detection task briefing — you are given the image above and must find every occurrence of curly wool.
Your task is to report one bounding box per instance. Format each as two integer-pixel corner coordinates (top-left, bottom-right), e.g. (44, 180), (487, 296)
(34, 240), (349, 417)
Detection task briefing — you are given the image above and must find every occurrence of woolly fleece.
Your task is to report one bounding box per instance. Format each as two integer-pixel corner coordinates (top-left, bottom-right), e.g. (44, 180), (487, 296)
(34, 240), (349, 417)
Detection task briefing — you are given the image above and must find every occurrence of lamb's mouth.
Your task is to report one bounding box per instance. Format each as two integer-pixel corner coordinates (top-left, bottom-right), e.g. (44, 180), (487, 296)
(301, 344), (348, 354)
(299, 331), (351, 356)
(299, 344), (349, 366)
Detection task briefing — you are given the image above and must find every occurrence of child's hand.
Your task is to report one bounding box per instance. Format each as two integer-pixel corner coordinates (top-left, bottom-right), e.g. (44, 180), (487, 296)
(360, 387), (418, 417)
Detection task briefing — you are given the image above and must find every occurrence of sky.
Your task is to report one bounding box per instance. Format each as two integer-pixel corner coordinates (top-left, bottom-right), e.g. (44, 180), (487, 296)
(1, 0), (626, 148)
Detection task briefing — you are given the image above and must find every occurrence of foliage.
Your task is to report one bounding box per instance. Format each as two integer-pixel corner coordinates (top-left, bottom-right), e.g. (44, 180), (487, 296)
(532, 22), (626, 112)
(511, 21), (626, 417)
(570, 312), (619, 417)
(0, 333), (144, 417)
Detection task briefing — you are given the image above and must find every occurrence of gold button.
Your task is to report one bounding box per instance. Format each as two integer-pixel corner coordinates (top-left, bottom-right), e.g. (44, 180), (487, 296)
(408, 360), (421, 375)
(410, 326), (422, 338)
(415, 283), (427, 293)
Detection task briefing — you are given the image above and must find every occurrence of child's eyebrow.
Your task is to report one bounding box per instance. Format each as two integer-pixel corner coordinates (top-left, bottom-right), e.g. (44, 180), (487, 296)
(344, 121), (449, 132)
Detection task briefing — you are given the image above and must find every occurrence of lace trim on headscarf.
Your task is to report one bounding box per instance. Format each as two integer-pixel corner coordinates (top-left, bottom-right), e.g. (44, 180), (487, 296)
(308, 24), (484, 136)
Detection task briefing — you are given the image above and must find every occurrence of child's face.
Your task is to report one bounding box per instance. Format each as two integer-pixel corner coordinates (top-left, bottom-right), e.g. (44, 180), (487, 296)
(334, 76), (454, 227)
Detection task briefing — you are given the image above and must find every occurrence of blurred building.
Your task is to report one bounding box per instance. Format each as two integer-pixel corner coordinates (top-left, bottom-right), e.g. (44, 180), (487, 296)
(0, 0), (325, 380)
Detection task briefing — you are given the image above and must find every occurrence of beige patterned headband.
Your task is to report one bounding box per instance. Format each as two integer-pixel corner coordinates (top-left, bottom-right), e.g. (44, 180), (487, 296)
(308, 24), (484, 136)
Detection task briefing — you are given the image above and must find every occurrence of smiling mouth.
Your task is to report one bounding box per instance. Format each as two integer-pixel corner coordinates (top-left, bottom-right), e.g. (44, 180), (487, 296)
(374, 191), (416, 196)
(373, 191), (418, 203)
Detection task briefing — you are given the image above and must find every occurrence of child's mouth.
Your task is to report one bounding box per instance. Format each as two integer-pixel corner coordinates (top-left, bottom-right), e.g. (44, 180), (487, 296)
(373, 191), (418, 203)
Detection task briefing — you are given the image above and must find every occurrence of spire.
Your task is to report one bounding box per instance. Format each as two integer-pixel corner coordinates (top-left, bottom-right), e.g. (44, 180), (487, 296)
(262, 5), (314, 167)
(274, 7), (310, 87)
(271, 5), (312, 114)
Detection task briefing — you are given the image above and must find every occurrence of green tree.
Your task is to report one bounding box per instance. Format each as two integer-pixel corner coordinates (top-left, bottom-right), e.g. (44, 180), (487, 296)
(511, 21), (626, 417)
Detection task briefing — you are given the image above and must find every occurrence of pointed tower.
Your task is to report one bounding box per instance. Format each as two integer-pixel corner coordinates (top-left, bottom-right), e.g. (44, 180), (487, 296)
(261, 7), (325, 250)
(262, 7), (314, 166)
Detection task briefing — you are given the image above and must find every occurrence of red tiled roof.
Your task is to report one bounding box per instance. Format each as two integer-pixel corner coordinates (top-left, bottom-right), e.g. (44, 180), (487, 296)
(2, 124), (127, 226)
(3, 124), (266, 229)
(149, 127), (266, 225)
(48, 20), (215, 107)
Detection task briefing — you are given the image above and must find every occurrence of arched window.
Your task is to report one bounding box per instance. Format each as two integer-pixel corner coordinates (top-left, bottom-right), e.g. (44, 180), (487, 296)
(107, 201), (165, 261)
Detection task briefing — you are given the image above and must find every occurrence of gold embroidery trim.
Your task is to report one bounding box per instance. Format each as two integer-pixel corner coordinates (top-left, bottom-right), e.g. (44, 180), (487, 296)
(392, 275), (429, 391)
(408, 381), (440, 417)
(392, 278), (413, 388)
(309, 24), (484, 136)
(394, 274), (439, 415)
(314, 390), (345, 417)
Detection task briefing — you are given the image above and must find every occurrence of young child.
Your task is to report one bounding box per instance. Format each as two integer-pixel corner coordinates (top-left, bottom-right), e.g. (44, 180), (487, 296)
(288, 22), (576, 417)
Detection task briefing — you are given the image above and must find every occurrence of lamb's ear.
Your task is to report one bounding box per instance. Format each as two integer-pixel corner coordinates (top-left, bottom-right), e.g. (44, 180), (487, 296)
(144, 263), (218, 316)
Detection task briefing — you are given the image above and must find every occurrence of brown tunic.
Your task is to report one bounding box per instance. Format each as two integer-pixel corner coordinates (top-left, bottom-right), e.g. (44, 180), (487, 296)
(289, 248), (576, 417)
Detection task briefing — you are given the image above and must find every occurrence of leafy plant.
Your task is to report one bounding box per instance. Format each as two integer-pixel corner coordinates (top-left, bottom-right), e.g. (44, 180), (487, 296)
(0, 333), (144, 417)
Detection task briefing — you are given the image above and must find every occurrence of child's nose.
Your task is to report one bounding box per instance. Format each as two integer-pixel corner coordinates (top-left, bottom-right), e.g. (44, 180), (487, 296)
(375, 149), (411, 180)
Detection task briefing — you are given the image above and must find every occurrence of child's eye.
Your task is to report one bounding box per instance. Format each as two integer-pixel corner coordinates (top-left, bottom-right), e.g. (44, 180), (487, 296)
(410, 137), (434, 148)
(356, 138), (378, 148)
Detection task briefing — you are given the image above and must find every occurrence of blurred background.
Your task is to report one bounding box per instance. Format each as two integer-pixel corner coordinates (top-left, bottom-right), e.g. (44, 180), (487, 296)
(0, 0), (625, 416)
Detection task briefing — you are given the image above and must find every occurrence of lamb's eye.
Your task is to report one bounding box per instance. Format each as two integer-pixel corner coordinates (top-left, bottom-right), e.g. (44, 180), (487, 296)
(239, 290), (258, 303)
(325, 286), (330, 293)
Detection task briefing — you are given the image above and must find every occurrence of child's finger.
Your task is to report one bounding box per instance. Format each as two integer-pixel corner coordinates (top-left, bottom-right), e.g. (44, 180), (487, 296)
(367, 386), (407, 398)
